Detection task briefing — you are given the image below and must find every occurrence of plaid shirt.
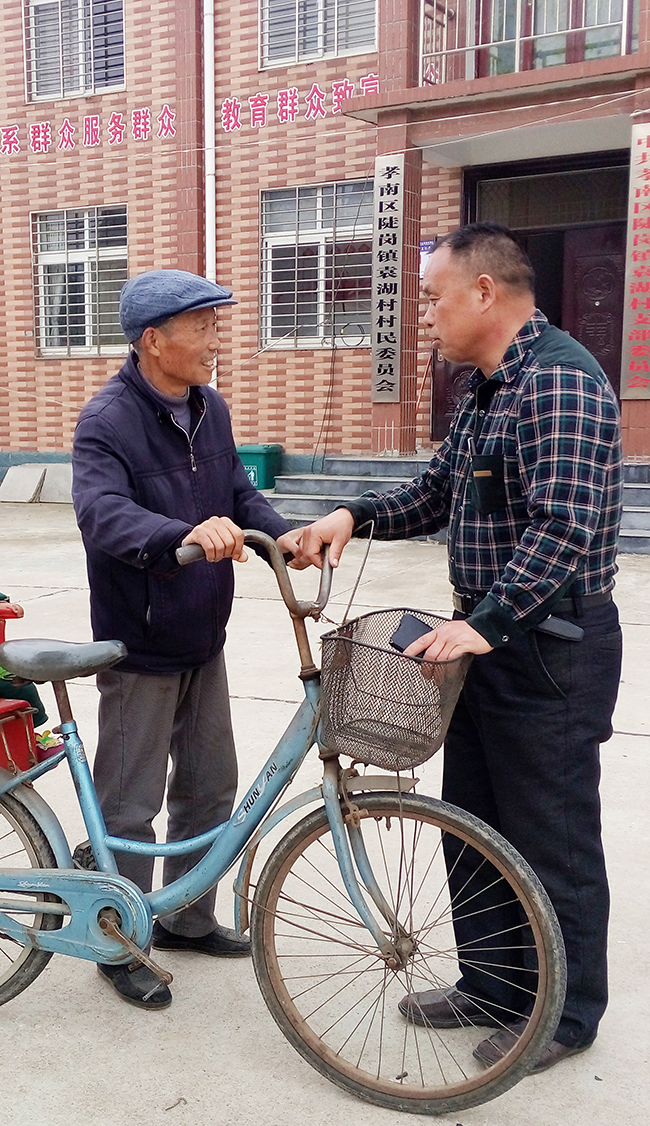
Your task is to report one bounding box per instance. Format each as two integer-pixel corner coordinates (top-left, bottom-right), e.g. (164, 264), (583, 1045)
(347, 311), (623, 647)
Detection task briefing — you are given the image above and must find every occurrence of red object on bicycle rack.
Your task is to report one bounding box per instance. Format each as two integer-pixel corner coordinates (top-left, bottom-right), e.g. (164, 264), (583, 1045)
(0, 602), (37, 772)
(0, 701), (35, 774)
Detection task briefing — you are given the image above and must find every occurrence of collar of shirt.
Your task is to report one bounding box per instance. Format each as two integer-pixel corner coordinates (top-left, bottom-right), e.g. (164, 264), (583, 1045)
(469, 308), (549, 391)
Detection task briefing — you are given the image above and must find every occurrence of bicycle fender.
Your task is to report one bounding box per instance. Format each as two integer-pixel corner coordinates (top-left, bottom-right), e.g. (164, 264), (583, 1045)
(233, 774), (419, 933)
(0, 767), (73, 868)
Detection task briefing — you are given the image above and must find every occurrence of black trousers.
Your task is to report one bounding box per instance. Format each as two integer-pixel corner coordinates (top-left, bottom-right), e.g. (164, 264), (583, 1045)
(443, 599), (622, 1048)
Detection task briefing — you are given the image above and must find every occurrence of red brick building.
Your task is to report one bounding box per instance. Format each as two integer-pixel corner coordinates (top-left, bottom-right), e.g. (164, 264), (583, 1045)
(1, 0), (649, 466)
(0, 0), (202, 463)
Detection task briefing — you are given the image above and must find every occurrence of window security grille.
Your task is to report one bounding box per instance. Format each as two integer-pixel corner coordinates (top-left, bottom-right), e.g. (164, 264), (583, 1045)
(24, 0), (125, 100)
(422, 0), (637, 83)
(261, 0), (376, 66)
(261, 181), (374, 348)
(32, 206), (128, 354)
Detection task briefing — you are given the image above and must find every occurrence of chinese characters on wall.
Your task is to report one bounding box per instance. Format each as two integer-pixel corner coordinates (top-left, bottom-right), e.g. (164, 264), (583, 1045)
(0, 106), (176, 156)
(220, 75), (380, 131)
(370, 154), (404, 404)
(622, 123), (650, 399)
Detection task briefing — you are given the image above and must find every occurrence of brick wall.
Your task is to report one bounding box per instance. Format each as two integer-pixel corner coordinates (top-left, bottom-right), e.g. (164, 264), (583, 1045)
(0, 0), (203, 454)
(214, 2), (464, 455)
(0, 0), (467, 459)
(214, 0), (379, 456)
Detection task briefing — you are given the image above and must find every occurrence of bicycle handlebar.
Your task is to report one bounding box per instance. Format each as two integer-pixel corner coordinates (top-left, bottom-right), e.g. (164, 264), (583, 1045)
(175, 530), (332, 620)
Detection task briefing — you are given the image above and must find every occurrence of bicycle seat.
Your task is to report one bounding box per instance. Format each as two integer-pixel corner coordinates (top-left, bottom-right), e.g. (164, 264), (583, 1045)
(0, 639), (127, 682)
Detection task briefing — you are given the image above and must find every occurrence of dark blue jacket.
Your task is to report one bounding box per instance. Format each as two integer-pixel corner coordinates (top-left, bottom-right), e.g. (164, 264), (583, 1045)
(72, 353), (291, 674)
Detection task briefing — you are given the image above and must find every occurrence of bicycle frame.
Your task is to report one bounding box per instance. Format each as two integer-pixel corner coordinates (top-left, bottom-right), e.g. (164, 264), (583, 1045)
(0, 532), (408, 967)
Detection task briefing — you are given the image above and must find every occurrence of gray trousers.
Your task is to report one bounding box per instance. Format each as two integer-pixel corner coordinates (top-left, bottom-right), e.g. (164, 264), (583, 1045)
(94, 652), (238, 937)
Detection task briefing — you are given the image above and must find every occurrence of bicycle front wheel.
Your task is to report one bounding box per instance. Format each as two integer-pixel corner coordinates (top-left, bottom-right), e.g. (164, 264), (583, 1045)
(251, 792), (566, 1115)
(0, 793), (62, 1005)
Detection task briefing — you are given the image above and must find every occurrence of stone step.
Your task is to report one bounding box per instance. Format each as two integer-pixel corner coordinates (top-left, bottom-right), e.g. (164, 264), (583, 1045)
(265, 493), (345, 518)
(618, 528), (650, 553)
(623, 462), (650, 484)
(323, 456), (432, 477)
(274, 474), (405, 497)
(620, 506), (650, 530)
(623, 483), (650, 506)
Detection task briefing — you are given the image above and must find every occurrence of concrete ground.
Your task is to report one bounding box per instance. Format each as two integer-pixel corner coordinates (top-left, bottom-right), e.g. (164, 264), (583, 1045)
(0, 501), (648, 1126)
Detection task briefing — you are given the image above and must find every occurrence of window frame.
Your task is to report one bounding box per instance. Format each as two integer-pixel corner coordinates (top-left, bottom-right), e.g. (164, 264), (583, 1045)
(23, 0), (126, 102)
(259, 0), (378, 69)
(32, 205), (128, 357)
(260, 180), (374, 350)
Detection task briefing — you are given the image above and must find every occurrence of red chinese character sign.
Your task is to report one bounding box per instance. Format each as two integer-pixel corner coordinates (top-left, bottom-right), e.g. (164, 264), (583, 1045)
(1, 107), (176, 157)
(219, 75), (380, 131)
(622, 124), (650, 399)
(370, 154), (404, 404)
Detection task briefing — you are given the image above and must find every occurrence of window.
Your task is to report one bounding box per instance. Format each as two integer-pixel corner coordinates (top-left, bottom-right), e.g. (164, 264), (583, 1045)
(24, 0), (125, 100)
(261, 181), (374, 348)
(32, 206), (128, 355)
(481, 0), (635, 75)
(260, 0), (376, 66)
(422, 0), (637, 83)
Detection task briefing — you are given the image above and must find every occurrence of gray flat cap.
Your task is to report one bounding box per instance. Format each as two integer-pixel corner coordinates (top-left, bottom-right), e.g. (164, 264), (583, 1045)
(119, 269), (237, 342)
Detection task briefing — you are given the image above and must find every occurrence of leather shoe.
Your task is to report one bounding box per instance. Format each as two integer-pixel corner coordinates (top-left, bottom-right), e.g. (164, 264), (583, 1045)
(398, 986), (503, 1028)
(473, 1020), (596, 1072)
(151, 920), (251, 956)
(98, 962), (172, 1010)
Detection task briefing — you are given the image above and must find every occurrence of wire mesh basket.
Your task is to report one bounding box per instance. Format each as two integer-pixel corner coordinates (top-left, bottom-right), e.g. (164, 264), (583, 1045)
(319, 608), (472, 771)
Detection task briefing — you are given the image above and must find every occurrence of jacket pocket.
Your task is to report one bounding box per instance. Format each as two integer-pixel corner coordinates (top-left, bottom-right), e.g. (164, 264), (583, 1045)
(468, 454), (507, 514)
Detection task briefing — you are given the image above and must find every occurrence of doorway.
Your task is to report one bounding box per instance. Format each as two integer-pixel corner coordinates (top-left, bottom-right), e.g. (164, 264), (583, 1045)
(430, 157), (629, 441)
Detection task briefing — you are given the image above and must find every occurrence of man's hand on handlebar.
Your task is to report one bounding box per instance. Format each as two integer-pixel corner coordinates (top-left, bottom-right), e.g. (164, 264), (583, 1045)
(182, 516), (248, 564)
(286, 509), (355, 570)
(276, 529), (312, 570)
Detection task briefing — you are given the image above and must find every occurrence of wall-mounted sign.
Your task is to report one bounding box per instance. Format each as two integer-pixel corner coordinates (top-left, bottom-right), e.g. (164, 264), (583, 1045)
(420, 238), (435, 279)
(370, 153), (405, 404)
(220, 75), (380, 132)
(0, 106), (176, 156)
(621, 122), (650, 399)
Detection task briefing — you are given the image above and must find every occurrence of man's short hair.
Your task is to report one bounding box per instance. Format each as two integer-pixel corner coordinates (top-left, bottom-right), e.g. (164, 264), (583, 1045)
(437, 223), (535, 296)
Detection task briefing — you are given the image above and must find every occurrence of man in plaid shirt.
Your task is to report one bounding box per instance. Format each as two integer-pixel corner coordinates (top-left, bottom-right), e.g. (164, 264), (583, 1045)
(296, 223), (623, 1072)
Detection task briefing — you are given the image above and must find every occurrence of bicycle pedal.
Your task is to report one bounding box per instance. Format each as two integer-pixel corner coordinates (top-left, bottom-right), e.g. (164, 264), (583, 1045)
(98, 915), (173, 987)
(72, 840), (98, 871)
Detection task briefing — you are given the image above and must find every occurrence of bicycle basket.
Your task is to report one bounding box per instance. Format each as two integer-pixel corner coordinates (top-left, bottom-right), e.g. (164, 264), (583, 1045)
(319, 608), (472, 771)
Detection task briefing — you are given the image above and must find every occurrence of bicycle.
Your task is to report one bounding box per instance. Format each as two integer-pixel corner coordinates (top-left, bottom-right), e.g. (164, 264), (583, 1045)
(0, 531), (566, 1116)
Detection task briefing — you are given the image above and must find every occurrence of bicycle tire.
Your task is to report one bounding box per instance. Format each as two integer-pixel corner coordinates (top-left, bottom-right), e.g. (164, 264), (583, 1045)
(251, 792), (566, 1115)
(0, 793), (62, 1006)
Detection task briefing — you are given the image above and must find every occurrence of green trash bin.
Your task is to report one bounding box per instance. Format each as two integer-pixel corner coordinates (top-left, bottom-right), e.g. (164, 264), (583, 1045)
(236, 444), (283, 490)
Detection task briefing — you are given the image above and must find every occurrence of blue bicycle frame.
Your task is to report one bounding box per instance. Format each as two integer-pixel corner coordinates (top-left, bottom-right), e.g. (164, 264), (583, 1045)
(0, 532), (406, 971)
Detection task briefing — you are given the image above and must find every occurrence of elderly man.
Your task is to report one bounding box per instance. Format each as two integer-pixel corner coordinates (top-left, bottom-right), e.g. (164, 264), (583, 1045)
(72, 270), (298, 1009)
(296, 223), (623, 1071)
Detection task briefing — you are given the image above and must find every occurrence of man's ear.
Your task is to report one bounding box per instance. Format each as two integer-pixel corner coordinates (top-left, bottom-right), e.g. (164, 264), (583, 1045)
(140, 325), (162, 357)
(476, 273), (497, 310)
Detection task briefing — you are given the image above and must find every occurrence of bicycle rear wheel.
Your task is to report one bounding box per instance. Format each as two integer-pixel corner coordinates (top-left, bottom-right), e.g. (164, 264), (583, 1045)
(251, 792), (566, 1115)
(0, 793), (62, 1005)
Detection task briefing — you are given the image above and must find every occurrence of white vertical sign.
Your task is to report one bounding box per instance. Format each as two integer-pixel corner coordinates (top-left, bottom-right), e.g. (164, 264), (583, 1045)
(371, 153), (405, 403)
(621, 123), (650, 399)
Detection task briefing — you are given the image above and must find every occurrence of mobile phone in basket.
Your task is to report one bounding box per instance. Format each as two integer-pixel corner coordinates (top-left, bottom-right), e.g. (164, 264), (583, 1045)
(389, 613), (434, 654)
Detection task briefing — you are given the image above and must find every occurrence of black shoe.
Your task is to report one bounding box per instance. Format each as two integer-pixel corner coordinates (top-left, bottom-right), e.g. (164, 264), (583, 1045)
(398, 986), (503, 1028)
(97, 962), (172, 1010)
(151, 920), (251, 957)
(473, 1020), (596, 1072)
(73, 840), (98, 871)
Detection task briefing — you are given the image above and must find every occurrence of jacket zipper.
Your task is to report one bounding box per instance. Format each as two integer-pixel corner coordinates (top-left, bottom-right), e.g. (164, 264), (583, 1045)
(169, 399), (207, 473)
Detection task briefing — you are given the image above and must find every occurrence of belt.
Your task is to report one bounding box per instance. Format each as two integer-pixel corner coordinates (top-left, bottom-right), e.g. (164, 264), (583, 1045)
(452, 590), (612, 616)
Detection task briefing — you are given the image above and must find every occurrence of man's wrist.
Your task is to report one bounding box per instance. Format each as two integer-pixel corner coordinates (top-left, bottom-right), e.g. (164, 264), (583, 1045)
(466, 593), (525, 648)
(337, 499), (376, 535)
